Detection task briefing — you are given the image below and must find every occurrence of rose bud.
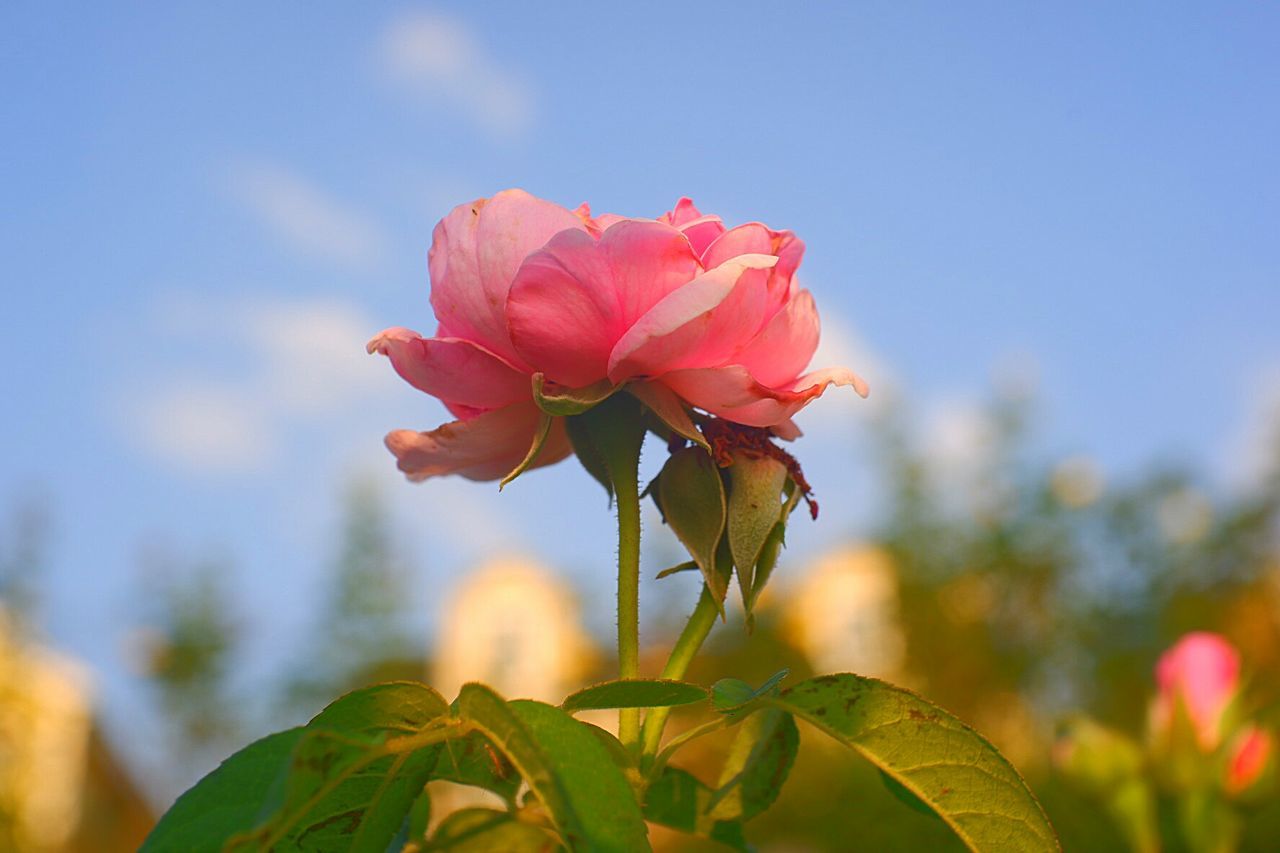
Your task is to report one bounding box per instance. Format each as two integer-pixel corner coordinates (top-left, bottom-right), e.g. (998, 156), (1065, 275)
(1150, 632), (1240, 752)
(1223, 724), (1274, 799)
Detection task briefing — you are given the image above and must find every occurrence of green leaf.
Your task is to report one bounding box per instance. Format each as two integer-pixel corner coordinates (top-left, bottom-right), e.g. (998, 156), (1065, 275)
(308, 680), (451, 735)
(643, 767), (747, 850)
(712, 669), (790, 713)
(407, 785), (434, 844)
(577, 721), (634, 771)
(140, 728), (304, 852)
(771, 674), (1058, 852)
(627, 382), (710, 450)
(724, 453), (788, 610)
(455, 684), (651, 852)
(708, 709), (799, 821)
(426, 808), (560, 851)
(562, 679), (708, 713)
(879, 768), (942, 819)
(711, 679), (756, 710)
(500, 410), (555, 489)
(657, 447), (728, 607)
(230, 682), (454, 852)
(533, 373), (619, 417)
(433, 730), (522, 803)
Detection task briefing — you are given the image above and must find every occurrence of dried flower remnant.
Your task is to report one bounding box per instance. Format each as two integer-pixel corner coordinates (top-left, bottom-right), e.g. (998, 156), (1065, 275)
(701, 418), (819, 519)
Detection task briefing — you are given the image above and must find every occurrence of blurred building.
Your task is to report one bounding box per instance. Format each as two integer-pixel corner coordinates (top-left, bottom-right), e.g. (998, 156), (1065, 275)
(432, 556), (595, 703)
(783, 545), (907, 680)
(0, 608), (150, 852)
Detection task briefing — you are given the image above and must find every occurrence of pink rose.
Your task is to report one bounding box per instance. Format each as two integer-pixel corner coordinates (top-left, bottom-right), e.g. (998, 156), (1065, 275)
(1223, 724), (1273, 796)
(1151, 632), (1240, 751)
(369, 190), (866, 482)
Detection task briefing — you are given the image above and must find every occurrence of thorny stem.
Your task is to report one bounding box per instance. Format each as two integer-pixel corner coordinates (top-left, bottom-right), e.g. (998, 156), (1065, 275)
(615, 445), (642, 750)
(640, 585), (719, 763)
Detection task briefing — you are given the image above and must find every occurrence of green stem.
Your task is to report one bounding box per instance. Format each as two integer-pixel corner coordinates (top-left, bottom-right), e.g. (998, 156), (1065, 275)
(640, 585), (719, 761)
(646, 716), (728, 784)
(615, 450), (642, 749)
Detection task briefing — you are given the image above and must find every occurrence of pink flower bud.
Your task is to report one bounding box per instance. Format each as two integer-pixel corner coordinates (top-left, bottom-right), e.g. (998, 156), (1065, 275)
(368, 191), (867, 482)
(1224, 725), (1273, 796)
(1151, 632), (1239, 751)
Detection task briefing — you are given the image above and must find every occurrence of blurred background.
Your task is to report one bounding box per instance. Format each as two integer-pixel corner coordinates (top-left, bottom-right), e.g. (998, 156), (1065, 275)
(2, 3), (1278, 850)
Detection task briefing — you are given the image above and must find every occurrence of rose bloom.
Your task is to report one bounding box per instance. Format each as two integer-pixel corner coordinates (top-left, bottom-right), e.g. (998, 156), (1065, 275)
(369, 190), (866, 481)
(1150, 632), (1240, 751)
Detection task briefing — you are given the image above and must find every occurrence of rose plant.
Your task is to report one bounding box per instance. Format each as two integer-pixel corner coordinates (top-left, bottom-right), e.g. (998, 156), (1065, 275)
(1056, 632), (1275, 853)
(143, 191), (1057, 852)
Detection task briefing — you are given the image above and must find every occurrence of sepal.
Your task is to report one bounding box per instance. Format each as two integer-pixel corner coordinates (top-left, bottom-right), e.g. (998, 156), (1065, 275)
(532, 372), (618, 416)
(628, 381), (710, 450)
(724, 451), (789, 612)
(499, 410), (554, 489)
(656, 447), (729, 608)
(565, 392), (647, 501)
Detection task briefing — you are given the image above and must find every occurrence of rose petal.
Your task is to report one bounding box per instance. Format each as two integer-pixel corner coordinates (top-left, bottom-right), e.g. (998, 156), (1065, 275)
(429, 189), (585, 365)
(476, 189), (587, 305)
(661, 197), (726, 256)
(506, 230), (615, 387)
(702, 223), (805, 332)
(384, 401), (571, 482)
(507, 221), (700, 387)
(771, 418), (804, 441)
(367, 327), (530, 411)
(629, 381), (708, 449)
(733, 289), (821, 388)
(589, 212), (628, 232)
(577, 203), (629, 238)
(661, 197), (704, 227)
(702, 223), (804, 285)
(607, 253), (780, 382)
(659, 364), (868, 427)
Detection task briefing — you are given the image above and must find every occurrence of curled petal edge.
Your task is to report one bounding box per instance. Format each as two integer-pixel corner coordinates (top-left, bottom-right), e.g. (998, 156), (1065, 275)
(659, 365), (869, 428)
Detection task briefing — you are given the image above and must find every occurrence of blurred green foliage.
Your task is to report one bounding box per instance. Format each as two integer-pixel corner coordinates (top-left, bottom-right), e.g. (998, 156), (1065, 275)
(0, 495), (49, 635)
(135, 549), (244, 783)
(135, 477), (421, 787)
(278, 478), (419, 716)
(668, 386), (1280, 850)
(130, 386), (1280, 848)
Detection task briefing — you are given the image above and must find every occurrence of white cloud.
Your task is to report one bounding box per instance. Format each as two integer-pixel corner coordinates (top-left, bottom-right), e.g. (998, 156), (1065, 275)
(230, 164), (388, 269)
(395, 472), (529, 562)
(921, 396), (995, 475)
(132, 385), (271, 473)
(379, 11), (535, 138)
(119, 295), (399, 476)
(1220, 364), (1280, 490)
(242, 299), (389, 414)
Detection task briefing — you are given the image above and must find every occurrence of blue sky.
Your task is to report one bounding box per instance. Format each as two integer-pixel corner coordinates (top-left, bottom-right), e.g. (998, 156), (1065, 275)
(3, 3), (1278, 795)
